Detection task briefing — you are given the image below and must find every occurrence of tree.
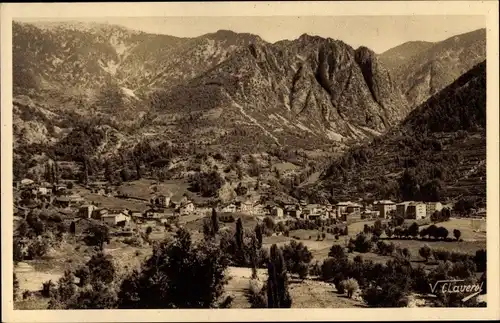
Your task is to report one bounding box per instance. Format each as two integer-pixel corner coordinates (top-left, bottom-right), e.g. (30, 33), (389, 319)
(42, 280), (56, 298)
(211, 208), (219, 236)
(420, 179), (443, 202)
(453, 229), (461, 241)
(363, 282), (409, 307)
(86, 253), (117, 286)
(118, 229), (230, 308)
(342, 278), (359, 298)
(254, 224), (263, 249)
(235, 183), (248, 196)
(399, 247), (411, 260)
(48, 270), (77, 308)
(427, 224), (438, 239)
(202, 219), (213, 239)
(84, 224), (110, 251)
(419, 245), (432, 262)
(65, 281), (118, 309)
(328, 244), (347, 260)
(27, 237), (49, 259)
(234, 218), (245, 264)
(351, 233), (373, 253)
(145, 226), (153, 239)
(419, 227), (428, 239)
(104, 160), (116, 183)
(372, 228), (383, 239)
(267, 244), (292, 308)
(120, 169), (132, 182)
(134, 158), (142, 180)
(188, 171), (224, 197)
(281, 240), (313, 278)
(441, 208), (451, 221)
(474, 249), (486, 272)
(398, 169), (420, 201)
(263, 217), (275, 232)
(13, 238), (24, 263)
(436, 226), (449, 240)
(82, 156), (90, 185)
(408, 222), (419, 239)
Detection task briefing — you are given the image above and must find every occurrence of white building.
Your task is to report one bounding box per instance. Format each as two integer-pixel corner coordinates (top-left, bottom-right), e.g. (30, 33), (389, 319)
(375, 200), (396, 218)
(406, 202), (427, 220)
(426, 202), (443, 216)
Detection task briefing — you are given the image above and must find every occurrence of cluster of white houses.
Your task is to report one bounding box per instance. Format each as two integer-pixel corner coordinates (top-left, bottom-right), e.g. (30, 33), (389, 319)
(16, 178), (447, 229)
(217, 199), (446, 222)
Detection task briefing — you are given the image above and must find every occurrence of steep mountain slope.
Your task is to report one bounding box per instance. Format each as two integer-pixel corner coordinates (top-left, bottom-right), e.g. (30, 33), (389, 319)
(379, 41), (434, 72)
(383, 28), (486, 108)
(146, 34), (409, 151)
(13, 22), (264, 97)
(309, 60), (486, 204)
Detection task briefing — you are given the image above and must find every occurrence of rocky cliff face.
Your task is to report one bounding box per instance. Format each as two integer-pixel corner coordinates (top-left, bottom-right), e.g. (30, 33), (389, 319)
(154, 35), (409, 150)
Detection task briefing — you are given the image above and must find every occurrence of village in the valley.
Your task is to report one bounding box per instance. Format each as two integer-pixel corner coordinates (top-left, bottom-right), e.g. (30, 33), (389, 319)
(9, 12), (491, 311)
(15, 176), (486, 235)
(12, 157), (488, 310)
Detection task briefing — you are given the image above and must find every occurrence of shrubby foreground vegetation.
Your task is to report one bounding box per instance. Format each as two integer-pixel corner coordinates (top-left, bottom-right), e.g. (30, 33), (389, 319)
(17, 211), (486, 309)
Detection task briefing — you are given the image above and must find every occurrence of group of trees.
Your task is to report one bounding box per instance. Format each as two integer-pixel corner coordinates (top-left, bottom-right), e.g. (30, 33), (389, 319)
(419, 246), (486, 269)
(398, 169), (444, 202)
(453, 197), (484, 216)
(13, 210), (67, 263)
(17, 207), (486, 309)
(320, 243), (486, 307)
(41, 229), (232, 309)
(188, 171), (225, 197)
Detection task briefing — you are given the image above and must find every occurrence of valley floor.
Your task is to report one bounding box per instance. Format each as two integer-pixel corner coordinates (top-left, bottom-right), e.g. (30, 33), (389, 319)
(14, 215), (486, 309)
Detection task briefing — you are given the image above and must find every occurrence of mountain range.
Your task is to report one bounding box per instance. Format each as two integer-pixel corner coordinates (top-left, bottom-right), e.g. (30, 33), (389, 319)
(12, 20), (487, 202)
(13, 21), (485, 151)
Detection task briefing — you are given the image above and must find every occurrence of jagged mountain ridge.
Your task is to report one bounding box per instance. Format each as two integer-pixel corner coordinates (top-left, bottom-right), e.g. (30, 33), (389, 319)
(13, 21), (485, 156)
(14, 20), (411, 152)
(380, 28), (486, 108)
(147, 34), (409, 149)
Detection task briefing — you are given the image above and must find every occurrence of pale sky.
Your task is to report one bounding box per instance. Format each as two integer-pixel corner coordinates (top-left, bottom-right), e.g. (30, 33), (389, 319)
(18, 15), (486, 53)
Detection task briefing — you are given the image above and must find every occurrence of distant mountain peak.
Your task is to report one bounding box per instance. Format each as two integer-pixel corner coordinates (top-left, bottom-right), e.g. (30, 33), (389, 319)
(380, 27), (486, 107)
(298, 33), (325, 42)
(202, 29), (265, 44)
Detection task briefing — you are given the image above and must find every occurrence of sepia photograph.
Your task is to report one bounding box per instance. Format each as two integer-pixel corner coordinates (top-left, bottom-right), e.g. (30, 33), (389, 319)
(1, 1), (499, 322)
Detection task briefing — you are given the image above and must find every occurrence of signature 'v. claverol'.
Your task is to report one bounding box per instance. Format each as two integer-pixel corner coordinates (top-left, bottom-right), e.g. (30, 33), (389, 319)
(429, 280), (484, 302)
